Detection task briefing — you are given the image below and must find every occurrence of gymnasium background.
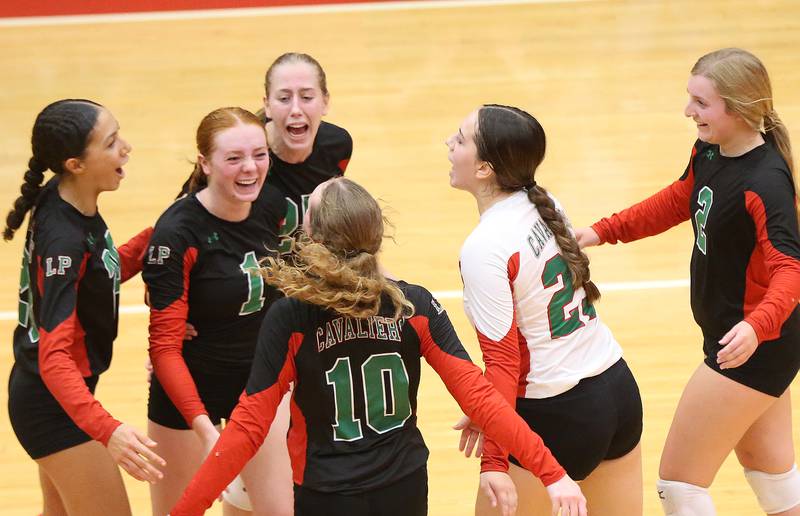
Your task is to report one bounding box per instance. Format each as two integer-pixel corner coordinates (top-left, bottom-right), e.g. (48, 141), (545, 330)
(1, 1), (798, 514)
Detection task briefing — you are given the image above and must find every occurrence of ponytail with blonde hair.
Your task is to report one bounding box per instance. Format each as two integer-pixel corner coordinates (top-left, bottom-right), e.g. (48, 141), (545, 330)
(261, 178), (414, 320)
(692, 48), (798, 221)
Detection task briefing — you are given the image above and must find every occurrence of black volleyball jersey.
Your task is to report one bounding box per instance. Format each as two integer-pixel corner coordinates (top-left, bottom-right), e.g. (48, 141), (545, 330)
(144, 186), (286, 425)
(594, 140), (800, 343)
(12, 180), (152, 444)
(264, 121), (352, 253)
(171, 282), (565, 515)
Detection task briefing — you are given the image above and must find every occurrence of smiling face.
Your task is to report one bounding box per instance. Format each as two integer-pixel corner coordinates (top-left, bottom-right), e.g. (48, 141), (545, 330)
(264, 60), (329, 163)
(684, 74), (748, 148)
(75, 108), (132, 193)
(199, 122), (269, 206)
(445, 110), (485, 194)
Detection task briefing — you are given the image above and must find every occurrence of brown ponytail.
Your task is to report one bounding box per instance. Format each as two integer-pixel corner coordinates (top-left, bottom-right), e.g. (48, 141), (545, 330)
(474, 104), (600, 303)
(4, 99), (102, 241)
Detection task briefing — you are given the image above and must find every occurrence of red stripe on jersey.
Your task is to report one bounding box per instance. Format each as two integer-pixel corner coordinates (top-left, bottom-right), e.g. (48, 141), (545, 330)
(409, 316), (565, 485)
(170, 332), (302, 515)
(337, 158), (350, 174)
(38, 252), (121, 445)
(288, 393), (308, 485)
(283, 333), (307, 485)
(507, 252), (531, 397)
(743, 191), (800, 342)
(118, 226), (153, 282)
(149, 246), (204, 425)
(36, 255), (44, 297)
(593, 146), (696, 244)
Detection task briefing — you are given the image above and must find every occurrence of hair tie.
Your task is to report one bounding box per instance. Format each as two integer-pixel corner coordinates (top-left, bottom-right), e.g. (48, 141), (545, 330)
(522, 180), (537, 191)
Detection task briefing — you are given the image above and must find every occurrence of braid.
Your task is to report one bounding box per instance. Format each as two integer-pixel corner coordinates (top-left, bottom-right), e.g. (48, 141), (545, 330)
(527, 185), (600, 303)
(5, 99), (102, 242)
(4, 157), (47, 241)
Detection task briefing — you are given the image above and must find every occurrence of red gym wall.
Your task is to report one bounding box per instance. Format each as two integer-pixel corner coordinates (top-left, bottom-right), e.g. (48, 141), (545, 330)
(0, 0), (396, 18)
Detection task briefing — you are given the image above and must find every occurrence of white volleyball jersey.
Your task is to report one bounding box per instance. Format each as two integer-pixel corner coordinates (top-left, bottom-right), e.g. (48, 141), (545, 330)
(460, 190), (622, 399)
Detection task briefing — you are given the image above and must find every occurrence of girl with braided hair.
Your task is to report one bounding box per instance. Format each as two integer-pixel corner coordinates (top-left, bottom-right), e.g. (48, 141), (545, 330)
(577, 48), (800, 515)
(6, 99), (163, 516)
(170, 176), (585, 516)
(447, 105), (643, 515)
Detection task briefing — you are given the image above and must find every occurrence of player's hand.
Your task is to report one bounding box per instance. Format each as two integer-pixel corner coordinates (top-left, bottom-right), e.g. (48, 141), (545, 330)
(184, 322), (198, 341)
(480, 471), (518, 516)
(454, 415), (484, 457)
(145, 357), (154, 384)
(107, 423), (166, 483)
(717, 320), (758, 369)
(192, 414), (220, 457)
(574, 227), (600, 248)
(545, 475), (587, 516)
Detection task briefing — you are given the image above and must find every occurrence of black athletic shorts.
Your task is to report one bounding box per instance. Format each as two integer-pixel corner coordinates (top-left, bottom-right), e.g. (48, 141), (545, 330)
(8, 363), (99, 459)
(147, 366), (250, 429)
(703, 315), (800, 397)
(509, 358), (642, 481)
(294, 466), (427, 516)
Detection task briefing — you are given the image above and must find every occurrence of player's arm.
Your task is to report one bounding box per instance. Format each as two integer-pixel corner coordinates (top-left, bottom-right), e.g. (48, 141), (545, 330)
(742, 170), (800, 342)
(170, 306), (299, 515)
(459, 249), (521, 473)
(37, 236), (121, 444)
(410, 298), (565, 486)
(117, 226), (154, 282)
(143, 227), (207, 427)
(591, 144), (698, 244)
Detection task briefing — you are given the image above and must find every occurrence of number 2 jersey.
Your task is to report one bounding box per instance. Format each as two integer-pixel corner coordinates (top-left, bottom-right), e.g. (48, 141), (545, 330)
(592, 140), (800, 346)
(170, 282), (566, 515)
(12, 179), (152, 444)
(143, 185), (287, 426)
(459, 190), (622, 472)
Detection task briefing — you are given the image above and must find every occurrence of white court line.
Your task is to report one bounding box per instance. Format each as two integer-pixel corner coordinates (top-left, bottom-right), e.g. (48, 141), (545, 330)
(0, 0), (593, 27)
(0, 278), (688, 321)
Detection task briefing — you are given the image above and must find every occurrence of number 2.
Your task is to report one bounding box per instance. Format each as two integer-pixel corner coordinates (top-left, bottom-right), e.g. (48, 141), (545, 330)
(694, 186), (713, 255)
(542, 254), (596, 339)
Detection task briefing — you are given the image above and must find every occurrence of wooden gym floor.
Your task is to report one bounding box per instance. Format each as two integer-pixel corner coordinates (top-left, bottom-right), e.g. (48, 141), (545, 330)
(1, 0), (799, 513)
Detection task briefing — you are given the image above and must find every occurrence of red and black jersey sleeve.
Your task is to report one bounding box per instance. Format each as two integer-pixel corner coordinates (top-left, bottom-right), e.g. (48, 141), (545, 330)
(143, 217), (203, 426)
(37, 233), (121, 445)
(592, 143), (698, 244)
(742, 167), (800, 342)
(170, 303), (300, 516)
(327, 121), (353, 174)
(117, 226), (153, 282)
(407, 288), (565, 486)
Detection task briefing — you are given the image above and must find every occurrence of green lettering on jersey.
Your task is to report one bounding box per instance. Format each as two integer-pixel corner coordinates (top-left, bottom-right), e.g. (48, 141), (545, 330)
(362, 353), (412, 434)
(239, 251), (265, 315)
(101, 230), (121, 312)
(17, 243), (39, 342)
(325, 357), (364, 441)
(694, 186), (713, 255)
(325, 352), (411, 441)
(542, 254), (596, 339)
(277, 194), (311, 254)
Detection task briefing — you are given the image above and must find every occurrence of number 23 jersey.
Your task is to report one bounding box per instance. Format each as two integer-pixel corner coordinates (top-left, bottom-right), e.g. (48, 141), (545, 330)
(460, 190), (622, 402)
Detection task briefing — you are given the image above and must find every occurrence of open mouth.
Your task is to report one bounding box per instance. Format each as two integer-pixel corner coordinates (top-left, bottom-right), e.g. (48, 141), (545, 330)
(287, 123), (309, 138)
(235, 178), (259, 194)
(115, 167), (125, 178)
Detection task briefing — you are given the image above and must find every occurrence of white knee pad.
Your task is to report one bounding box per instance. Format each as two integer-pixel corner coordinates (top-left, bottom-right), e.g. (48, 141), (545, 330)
(222, 474), (253, 511)
(744, 464), (800, 514)
(656, 479), (716, 516)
